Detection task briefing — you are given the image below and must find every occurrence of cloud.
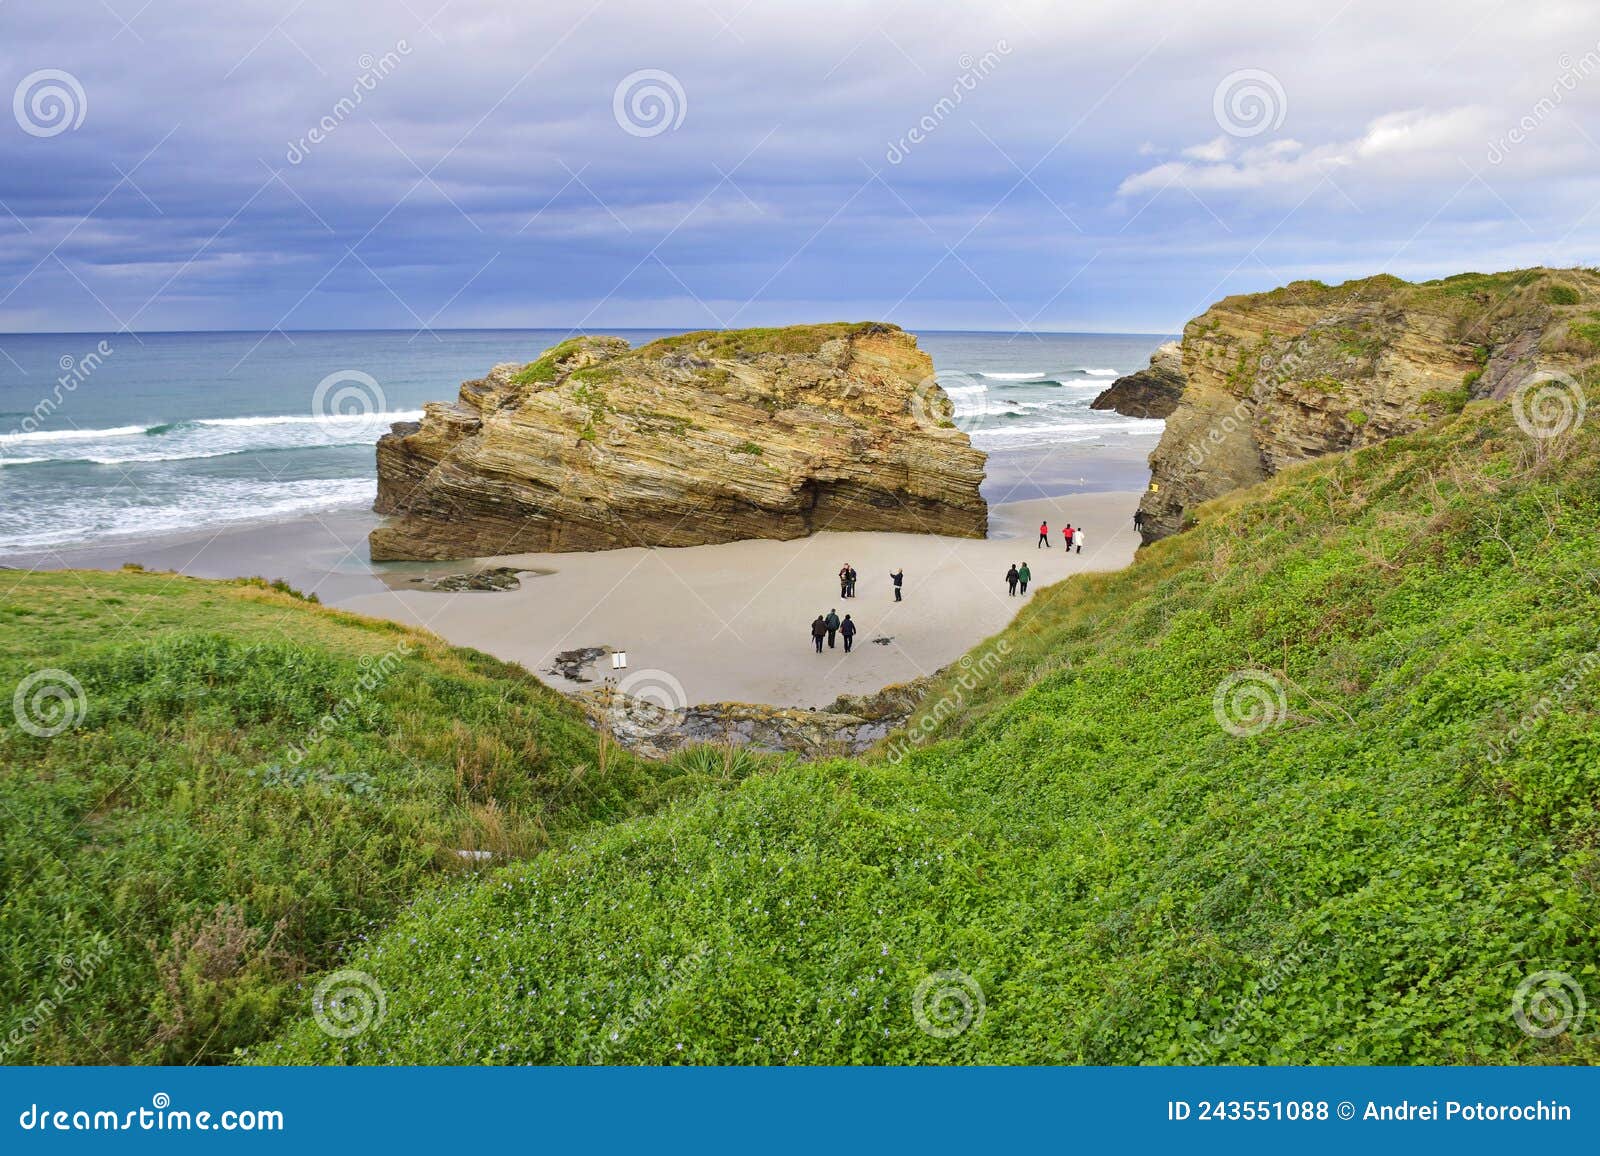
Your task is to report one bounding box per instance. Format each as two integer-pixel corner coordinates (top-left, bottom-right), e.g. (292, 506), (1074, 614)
(2, 0), (1600, 334)
(1118, 108), (1494, 196)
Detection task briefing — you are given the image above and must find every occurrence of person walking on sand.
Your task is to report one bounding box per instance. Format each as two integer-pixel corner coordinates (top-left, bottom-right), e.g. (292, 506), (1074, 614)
(1037, 520), (1050, 548)
(825, 608), (841, 648)
(841, 613), (857, 653)
(1006, 563), (1020, 596)
(1074, 526), (1085, 555)
(839, 564), (851, 599)
(1133, 509), (1145, 533)
(1018, 561), (1031, 594)
(890, 569), (904, 602)
(1062, 523), (1075, 551)
(811, 614), (827, 653)
(847, 565), (858, 598)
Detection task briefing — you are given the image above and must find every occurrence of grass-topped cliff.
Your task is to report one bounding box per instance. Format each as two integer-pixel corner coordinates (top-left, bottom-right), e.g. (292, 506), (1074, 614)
(255, 400), (1600, 1065)
(1137, 264), (1600, 542)
(0, 572), (772, 1063)
(369, 322), (988, 561)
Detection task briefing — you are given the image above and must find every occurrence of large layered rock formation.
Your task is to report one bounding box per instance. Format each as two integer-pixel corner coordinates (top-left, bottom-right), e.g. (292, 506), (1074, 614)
(1133, 267), (1600, 542)
(370, 323), (988, 560)
(1090, 340), (1184, 419)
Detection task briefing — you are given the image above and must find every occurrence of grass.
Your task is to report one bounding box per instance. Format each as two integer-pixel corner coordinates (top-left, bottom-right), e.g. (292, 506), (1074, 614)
(258, 403), (1600, 1065)
(511, 338), (586, 385)
(0, 571), (774, 1063)
(639, 323), (903, 361)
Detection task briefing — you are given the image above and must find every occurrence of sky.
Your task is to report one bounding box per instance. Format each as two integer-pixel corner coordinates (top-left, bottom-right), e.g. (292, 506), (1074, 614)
(2, 0), (1599, 335)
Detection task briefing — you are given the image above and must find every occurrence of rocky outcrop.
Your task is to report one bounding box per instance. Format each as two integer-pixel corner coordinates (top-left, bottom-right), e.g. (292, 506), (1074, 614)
(1136, 267), (1600, 542)
(576, 676), (936, 760)
(370, 324), (988, 560)
(1091, 340), (1184, 419)
(400, 566), (527, 592)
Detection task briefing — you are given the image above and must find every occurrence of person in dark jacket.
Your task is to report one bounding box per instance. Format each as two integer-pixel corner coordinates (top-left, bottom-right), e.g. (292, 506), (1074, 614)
(825, 608), (841, 648)
(811, 614), (827, 653)
(889, 569), (904, 601)
(1005, 563), (1020, 596)
(841, 613), (857, 652)
(838, 564), (851, 599)
(1018, 561), (1031, 594)
(846, 565), (858, 597)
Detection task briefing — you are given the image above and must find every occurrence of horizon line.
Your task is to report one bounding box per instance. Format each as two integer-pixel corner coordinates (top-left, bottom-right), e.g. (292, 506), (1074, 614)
(0, 324), (1181, 340)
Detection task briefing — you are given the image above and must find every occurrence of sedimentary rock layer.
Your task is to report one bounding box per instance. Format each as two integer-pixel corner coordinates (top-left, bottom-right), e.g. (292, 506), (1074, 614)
(370, 323), (989, 560)
(1135, 268), (1600, 542)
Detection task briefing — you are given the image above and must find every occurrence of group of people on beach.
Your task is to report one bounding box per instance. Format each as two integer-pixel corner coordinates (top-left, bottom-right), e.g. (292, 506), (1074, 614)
(1036, 519), (1085, 552)
(810, 565), (905, 654)
(810, 609), (857, 653)
(1007, 519), (1087, 597)
(1004, 562), (1032, 596)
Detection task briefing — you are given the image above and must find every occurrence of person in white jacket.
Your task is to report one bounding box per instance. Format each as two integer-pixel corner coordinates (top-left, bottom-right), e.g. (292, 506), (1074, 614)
(1074, 527), (1085, 554)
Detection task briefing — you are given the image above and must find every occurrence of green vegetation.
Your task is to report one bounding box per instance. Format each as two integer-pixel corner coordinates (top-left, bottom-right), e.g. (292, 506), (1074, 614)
(512, 338), (586, 385)
(1568, 317), (1600, 352)
(0, 572), (766, 1063)
(1420, 386), (1471, 415)
(1546, 283), (1582, 306)
(261, 404), (1600, 1065)
(1421, 269), (1546, 299)
(733, 441), (764, 455)
(641, 322), (901, 361)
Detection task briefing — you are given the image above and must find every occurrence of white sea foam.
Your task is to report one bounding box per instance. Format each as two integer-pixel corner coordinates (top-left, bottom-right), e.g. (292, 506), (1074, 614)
(0, 424), (149, 443)
(0, 411), (424, 467)
(0, 476), (377, 552)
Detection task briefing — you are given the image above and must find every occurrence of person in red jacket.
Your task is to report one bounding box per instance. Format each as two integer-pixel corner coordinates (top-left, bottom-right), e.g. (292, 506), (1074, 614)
(1063, 524), (1075, 550)
(1037, 520), (1050, 548)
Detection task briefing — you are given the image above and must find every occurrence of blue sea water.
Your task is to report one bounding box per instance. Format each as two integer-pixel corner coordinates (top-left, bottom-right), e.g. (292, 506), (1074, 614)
(0, 328), (1169, 555)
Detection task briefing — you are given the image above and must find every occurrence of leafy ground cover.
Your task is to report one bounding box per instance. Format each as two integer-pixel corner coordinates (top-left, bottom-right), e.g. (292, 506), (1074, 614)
(0, 570), (768, 1063)
(259, 403), (1600, 1064)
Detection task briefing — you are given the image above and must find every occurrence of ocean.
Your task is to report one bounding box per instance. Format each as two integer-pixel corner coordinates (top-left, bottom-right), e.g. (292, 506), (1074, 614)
(0, 329), (1169, 557)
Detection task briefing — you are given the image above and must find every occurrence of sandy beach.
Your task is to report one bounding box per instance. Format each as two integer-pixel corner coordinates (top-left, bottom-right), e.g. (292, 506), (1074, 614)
(337, 492), (1141, 708)
(8, 489), (1142, 709)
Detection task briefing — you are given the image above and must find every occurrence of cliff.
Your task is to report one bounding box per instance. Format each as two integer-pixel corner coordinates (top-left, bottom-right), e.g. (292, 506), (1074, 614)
(1135, 267), (1600, 541)
(370, 323), (989, 560)
(1090, 340), (1184, 419)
